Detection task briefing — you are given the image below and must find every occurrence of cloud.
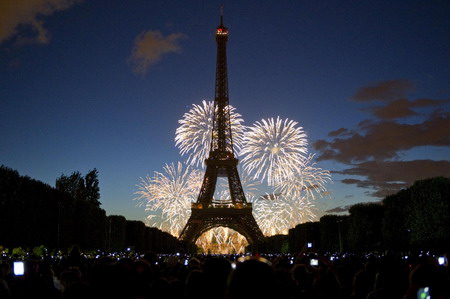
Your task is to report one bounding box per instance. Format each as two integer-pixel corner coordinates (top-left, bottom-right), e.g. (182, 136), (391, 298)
(352, 79), (415, 102)
(336, 160), (450, 197)
(130, 30), (186, 75)
(341, 179), (361, 184)
(314, 110), (450, 163)
(328, 128), (349, 137)
(0, 0), (81, 44)
(316, 80), (450, 198)
(370, 98), (450, 119)
(325, 205), (352, 213)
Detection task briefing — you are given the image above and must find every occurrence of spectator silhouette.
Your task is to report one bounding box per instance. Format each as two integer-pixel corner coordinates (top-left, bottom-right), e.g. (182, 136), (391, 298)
(403, 263), (448, 299)
(227, 256), (277, 299)
(203, 257), (231, 299)
(291, 263), (314, 298)
(186, 269), (207, 299)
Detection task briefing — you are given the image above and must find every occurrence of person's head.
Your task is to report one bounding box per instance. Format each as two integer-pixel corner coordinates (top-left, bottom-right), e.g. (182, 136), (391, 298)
(228, 256), (276, 299)
(291, 264), (309, 284)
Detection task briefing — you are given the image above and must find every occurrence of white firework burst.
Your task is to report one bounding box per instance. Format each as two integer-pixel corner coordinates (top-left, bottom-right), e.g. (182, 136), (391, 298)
(275, 153), (332, 201)
(253, 193), (317, 236)
(240, 117), (308, 186)
(134, 162), (202, 237)
(175, 100), (245, 167)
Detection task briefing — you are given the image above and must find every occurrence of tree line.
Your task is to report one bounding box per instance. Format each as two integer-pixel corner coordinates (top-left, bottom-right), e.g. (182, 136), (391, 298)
(0, 166), (179, 253)
(287, 177), (450, 253)
(1, 165), (448, 253)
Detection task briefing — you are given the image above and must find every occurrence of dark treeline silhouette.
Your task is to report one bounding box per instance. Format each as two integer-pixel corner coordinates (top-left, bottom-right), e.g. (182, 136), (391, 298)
(0, 166), (179, 253)
(287, 177), (450, 253)
(1, 165), (449, 255)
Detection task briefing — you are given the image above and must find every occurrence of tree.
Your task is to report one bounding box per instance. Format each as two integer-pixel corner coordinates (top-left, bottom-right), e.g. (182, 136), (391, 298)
(382, 189), (411, 251)
(56, 169), (100, 207)
(320, 215), (349, 252)
(108, 215), (127, 252)
(348, 203), (384, 252)
(406, 177), (450, 250)
(84, 169), (100, 206)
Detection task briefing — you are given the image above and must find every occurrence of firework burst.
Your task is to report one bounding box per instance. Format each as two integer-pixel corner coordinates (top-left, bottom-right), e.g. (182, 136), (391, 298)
(134, 162), (202, 237)
(274, 153), (332, 201)
(240, 117), (308, 186)
(196, 227), (248, 254)
(253, 194), (317, 236)
(138, 103), (333, 250)
(175, 100), (245, 167)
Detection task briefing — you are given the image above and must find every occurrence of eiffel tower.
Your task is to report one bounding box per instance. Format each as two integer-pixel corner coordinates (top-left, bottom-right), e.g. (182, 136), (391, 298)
(179, 15), (264, 245)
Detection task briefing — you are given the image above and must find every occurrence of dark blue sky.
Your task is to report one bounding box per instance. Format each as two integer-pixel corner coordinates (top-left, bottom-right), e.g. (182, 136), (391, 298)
(1, 0), (449, 221)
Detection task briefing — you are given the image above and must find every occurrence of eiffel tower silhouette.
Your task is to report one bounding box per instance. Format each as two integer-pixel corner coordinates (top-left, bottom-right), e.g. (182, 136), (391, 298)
(179, 15), (264, 245)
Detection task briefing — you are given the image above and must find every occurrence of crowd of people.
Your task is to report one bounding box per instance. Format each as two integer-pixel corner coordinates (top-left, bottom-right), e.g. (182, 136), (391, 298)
(0, 246), (449, 299)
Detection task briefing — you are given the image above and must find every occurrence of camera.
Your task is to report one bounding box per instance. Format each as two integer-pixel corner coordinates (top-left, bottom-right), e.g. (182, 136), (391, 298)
(13, 261), (24, 276)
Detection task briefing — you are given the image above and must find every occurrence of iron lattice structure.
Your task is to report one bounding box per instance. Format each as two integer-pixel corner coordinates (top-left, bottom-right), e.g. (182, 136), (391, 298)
(179, 17), (264, 245)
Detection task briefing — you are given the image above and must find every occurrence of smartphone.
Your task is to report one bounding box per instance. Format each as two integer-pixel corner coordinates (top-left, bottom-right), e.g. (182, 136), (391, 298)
(417, 287), (430, 299)
(307, 242), (313, 248)
(13, 261), (24, 276)
(438, 256), (447, 266)
(310, 258), (319, 266)
(184, 259), (188, 266)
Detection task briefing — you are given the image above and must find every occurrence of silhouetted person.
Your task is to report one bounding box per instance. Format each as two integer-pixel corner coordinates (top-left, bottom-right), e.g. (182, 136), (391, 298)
(202, 257), (231, 299)
(185, 269), (207, 299)
(291, 264), (313, 298)
(227, 256), (277, 299)
(129, 260), (153, 298)
(62, 245), (86, 275)
(403, 263), (448, 299)
(150, 277), (170, 299)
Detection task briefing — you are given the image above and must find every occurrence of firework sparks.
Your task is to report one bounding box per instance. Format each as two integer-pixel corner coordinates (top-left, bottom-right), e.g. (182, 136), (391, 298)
(240, 117), (308, 186)
(134, 162), (202, 237)
(253, 194), (317, 236)
(196, 227), (248, 254)
(175, 100), (245, 167)
(139, 105), (333, 250)
(274, 153), (332, 201)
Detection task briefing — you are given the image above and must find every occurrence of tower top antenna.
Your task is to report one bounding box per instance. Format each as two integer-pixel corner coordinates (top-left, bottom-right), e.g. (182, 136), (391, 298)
(220, 5), (224, 25)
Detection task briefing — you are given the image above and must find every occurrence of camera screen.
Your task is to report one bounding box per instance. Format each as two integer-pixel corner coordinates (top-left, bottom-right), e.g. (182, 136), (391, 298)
(13, 261), (24, 276)
(310, 259), (319, 266)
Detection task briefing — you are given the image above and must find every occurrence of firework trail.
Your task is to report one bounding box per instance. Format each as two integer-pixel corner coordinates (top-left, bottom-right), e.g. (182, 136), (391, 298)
(134, 162), (202, 237)
(175, 100), (245, 167)
(240, 117), (308, 186)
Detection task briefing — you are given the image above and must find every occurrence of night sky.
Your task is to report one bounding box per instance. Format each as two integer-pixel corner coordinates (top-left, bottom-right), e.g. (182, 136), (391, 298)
(1, 0), (449, 221)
